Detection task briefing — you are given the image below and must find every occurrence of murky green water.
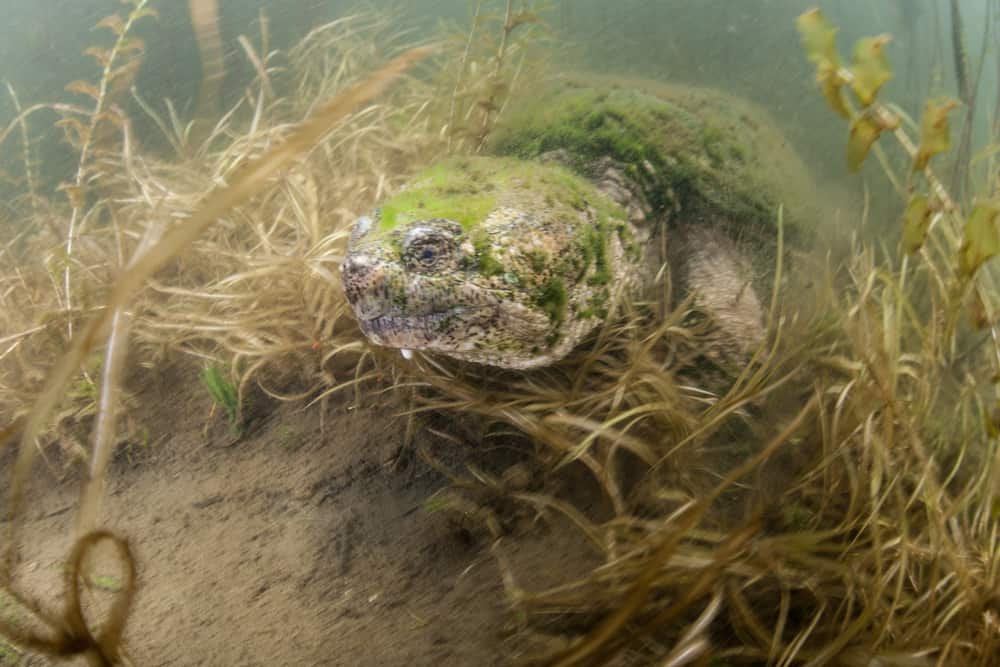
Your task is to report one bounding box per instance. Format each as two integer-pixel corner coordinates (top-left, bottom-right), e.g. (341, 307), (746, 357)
(2, 1), (996, 214)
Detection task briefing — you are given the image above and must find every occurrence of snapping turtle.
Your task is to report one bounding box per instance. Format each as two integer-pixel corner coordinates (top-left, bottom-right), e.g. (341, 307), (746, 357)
(341, 78), (816, 369)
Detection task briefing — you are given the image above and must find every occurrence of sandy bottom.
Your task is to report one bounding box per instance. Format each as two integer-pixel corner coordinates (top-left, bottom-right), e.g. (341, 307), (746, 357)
(4, 357), (598, 666)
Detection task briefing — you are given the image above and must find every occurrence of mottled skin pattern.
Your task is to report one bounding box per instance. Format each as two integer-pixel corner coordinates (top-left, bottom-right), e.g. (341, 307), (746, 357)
(341, 157), (642, 368)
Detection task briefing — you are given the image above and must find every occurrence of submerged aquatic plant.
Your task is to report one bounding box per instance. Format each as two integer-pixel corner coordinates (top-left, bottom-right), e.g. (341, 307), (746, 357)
(431, 9), (1000, 666)
(0, 11), (433, 659)
(0, 4), (997, 666)
(798, 9), (1000, 339)
(58, 0), (157, 339)
(444, 0), (548, 153)
(201, 363), (241, 437)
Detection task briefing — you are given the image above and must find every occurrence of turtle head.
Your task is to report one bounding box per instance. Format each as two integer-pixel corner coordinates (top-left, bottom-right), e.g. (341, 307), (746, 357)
(340, 156), (624, 368)
(341, 209), (549, 368)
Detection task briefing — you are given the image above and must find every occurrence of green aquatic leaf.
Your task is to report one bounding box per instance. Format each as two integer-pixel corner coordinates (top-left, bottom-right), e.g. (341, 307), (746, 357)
(797, 9), (850, 118)
(959, 201), (1000, 277)
(89, 573), (123, 592)
(849, 35), (892, 107)
(968, 288), (991, 330)
(914, 97), (960, 172)
(95, 14), (125, 36)
(900, 193), (932, 254)
(201, 364), (241, 437)
(797, 9), (840, 68)
(817, 63), (851, 119)
(847, 112), (882, 172)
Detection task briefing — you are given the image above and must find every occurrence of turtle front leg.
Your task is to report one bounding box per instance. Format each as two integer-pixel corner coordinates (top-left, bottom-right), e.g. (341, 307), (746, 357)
(670, 222), (766, 371)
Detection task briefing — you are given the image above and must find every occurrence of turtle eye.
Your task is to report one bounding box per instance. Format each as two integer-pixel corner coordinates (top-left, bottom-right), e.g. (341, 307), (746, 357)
(418, 245), (438, 265)
(409, 240), (441, 268)
(402, 224), (457, 273)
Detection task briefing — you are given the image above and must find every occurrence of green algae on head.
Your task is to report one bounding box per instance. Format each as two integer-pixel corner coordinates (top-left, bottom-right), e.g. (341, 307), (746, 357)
(341, 156), (634, 368)
(375, 161), (498, 232)
(374, 157), (625, 232)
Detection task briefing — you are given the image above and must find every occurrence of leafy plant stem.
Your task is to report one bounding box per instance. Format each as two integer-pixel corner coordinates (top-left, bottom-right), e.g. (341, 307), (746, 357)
(4, 83), (37, 214)
(447, 0), (486, 152)
(63, 0), (153, 340)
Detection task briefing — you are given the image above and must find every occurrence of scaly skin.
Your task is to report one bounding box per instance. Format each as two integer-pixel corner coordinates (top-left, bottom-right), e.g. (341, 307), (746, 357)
(342, 79), (816, 368)
(341, 157), (641, 368)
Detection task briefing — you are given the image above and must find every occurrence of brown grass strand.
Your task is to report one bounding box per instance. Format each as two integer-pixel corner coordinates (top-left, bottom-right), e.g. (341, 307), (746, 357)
(0, 530), (135, 666)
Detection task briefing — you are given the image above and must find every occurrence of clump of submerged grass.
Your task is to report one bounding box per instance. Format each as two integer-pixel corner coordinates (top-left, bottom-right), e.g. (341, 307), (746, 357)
(400, 12), (1000, 666)
(408, 218), (999, 665)
(1, 4), (995, 665)
(0, 0), (156, 460)
(399, 11), (1000, 663)
(123, 12), (449, 414)
(0, 7), (433, 659)
(0, 190), (124, 468)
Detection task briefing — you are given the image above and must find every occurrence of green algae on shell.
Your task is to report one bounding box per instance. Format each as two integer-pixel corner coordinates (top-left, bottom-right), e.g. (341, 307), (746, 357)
(487, 76), (819, 249)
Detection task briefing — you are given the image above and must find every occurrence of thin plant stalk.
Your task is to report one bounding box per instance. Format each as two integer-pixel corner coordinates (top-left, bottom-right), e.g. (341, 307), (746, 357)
(5, 83), (38, 213)
(62, 0), (153, 340)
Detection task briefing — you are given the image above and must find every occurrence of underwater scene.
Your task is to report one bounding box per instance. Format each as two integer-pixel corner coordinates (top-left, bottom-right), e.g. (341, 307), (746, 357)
(1, 1), (999, 665)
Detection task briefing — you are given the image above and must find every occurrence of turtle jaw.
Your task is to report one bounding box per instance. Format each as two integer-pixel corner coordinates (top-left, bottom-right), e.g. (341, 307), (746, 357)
(353, 306), (470, 348)
(340, 250), (504, 356)
(341, 248), (554, 366)
(360, 304), (553, 369)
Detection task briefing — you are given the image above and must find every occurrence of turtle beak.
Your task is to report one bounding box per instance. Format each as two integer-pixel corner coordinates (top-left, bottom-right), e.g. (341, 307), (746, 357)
(340, 251), (385, 319)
